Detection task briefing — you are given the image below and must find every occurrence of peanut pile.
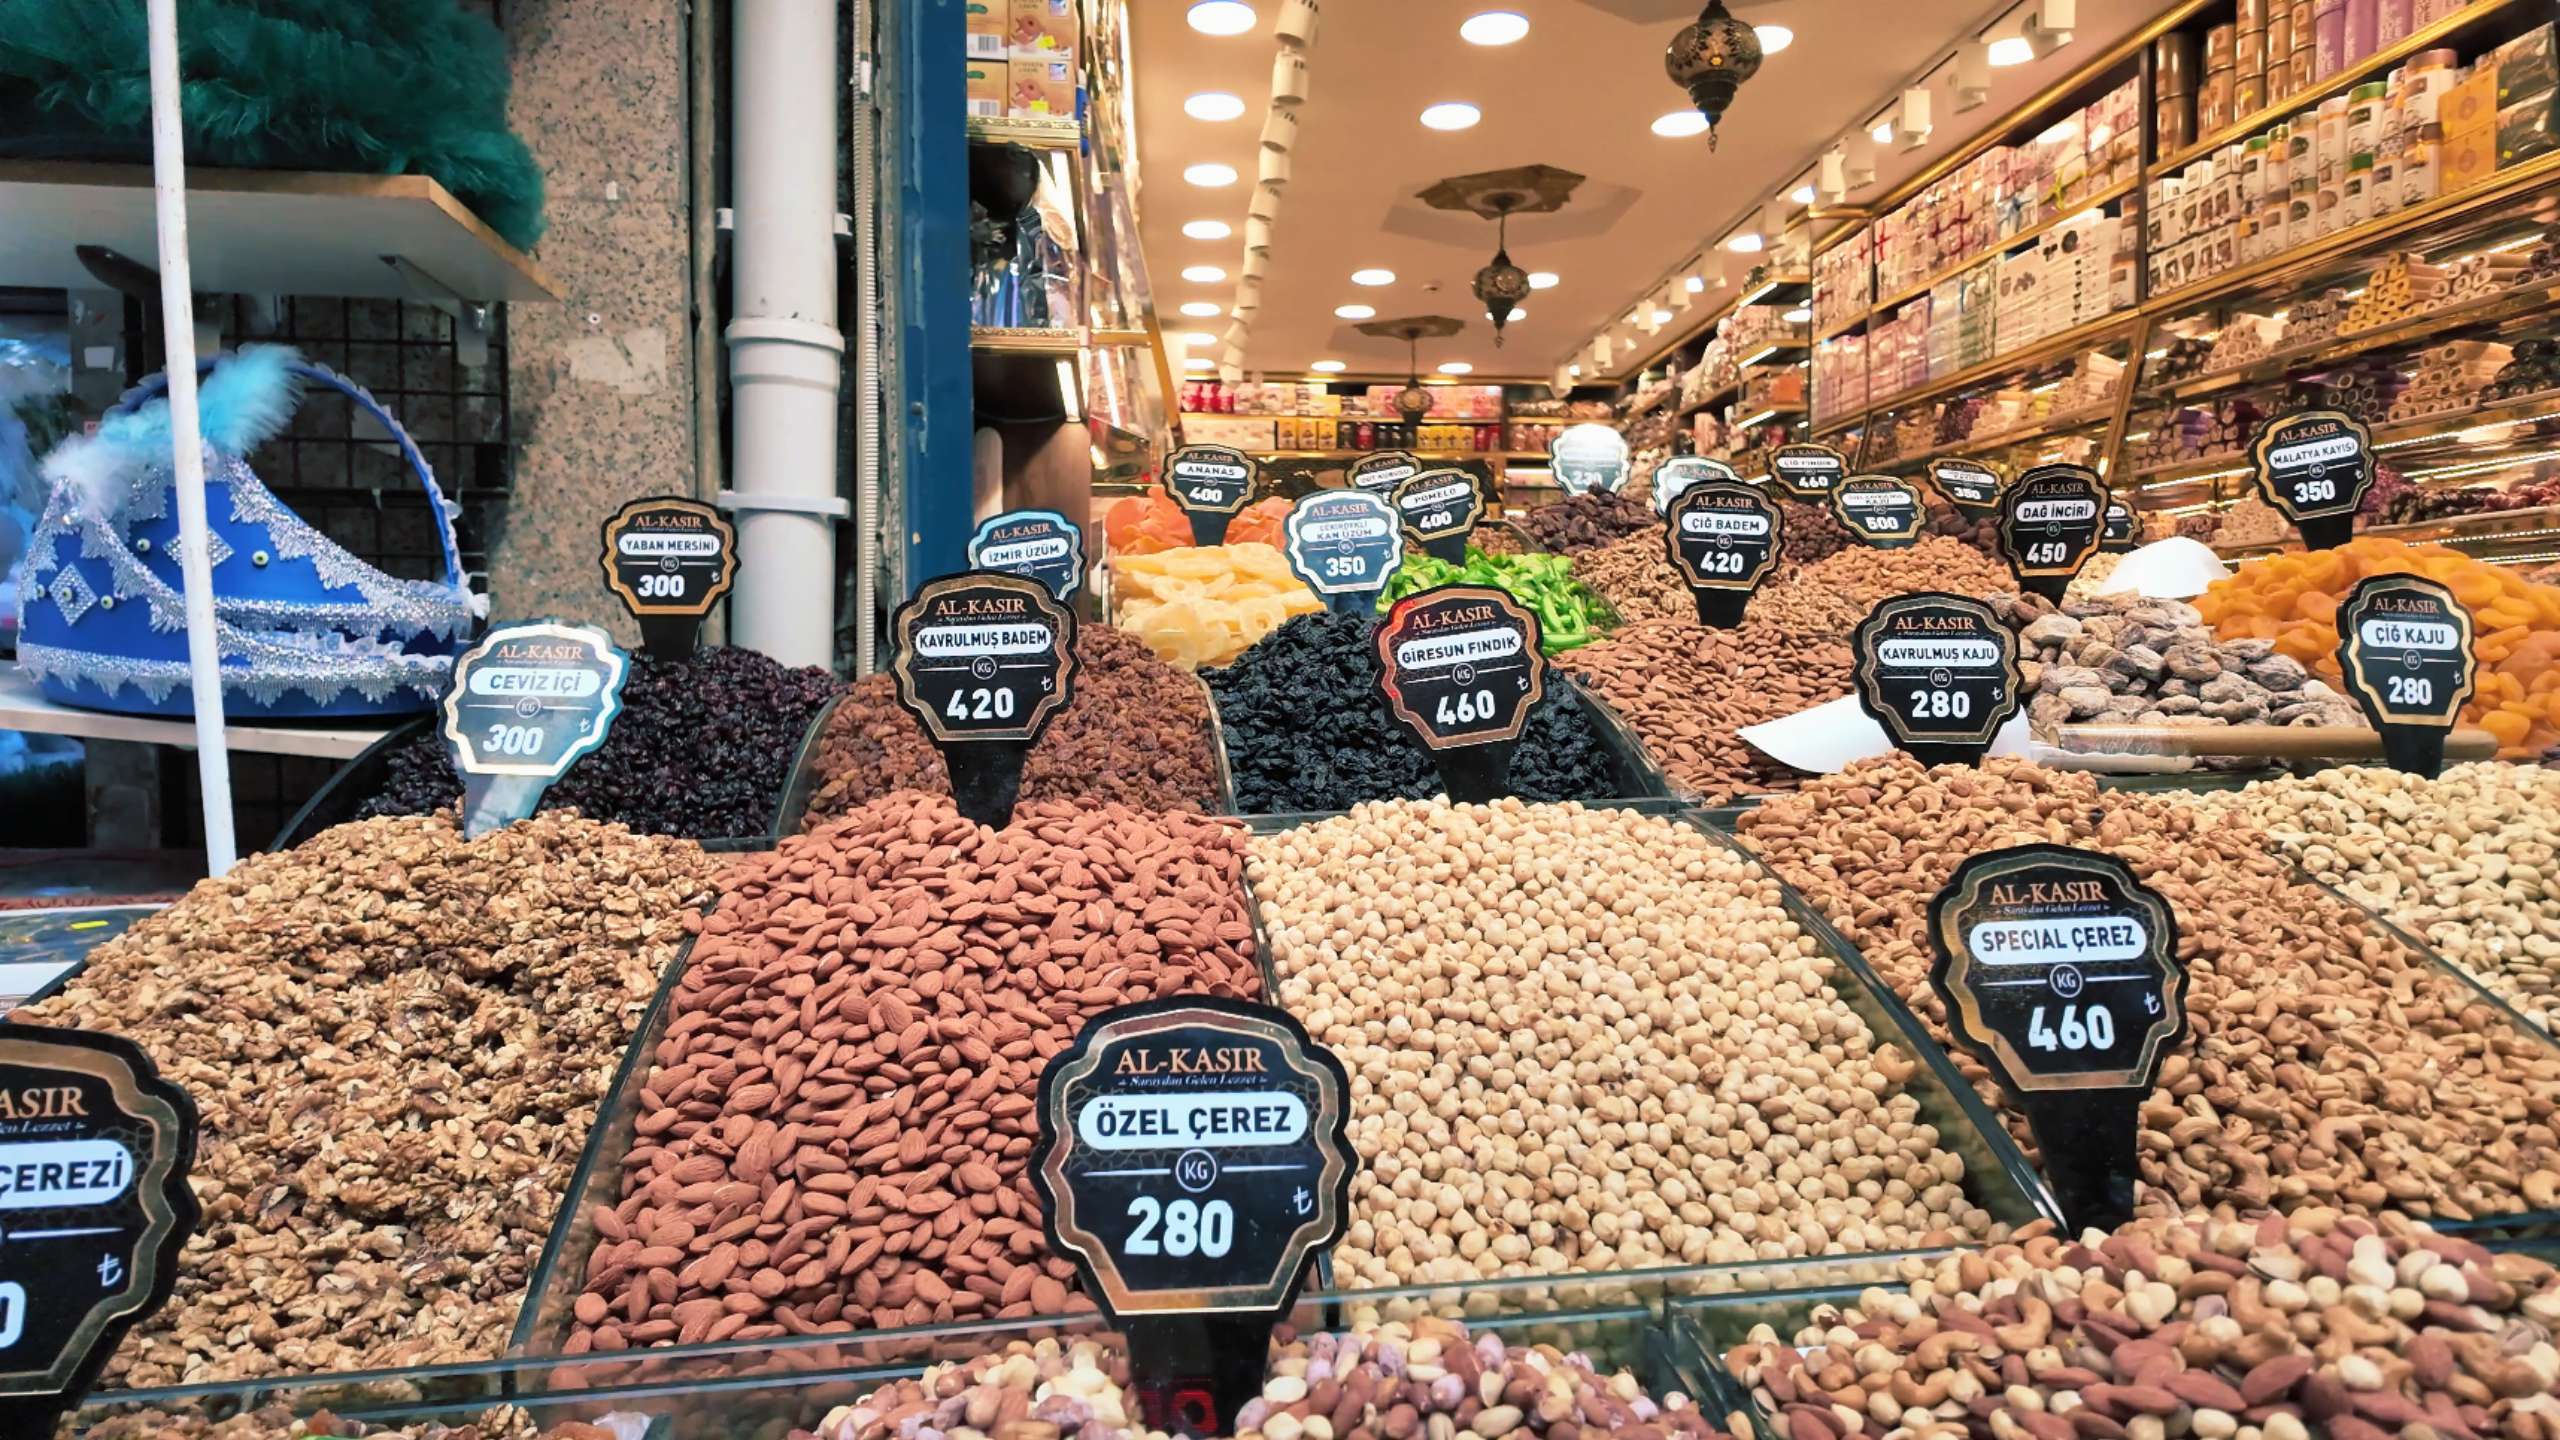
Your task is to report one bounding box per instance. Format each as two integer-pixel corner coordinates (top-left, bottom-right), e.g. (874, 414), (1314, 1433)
(797, 1317), (1717, 1440)
(19, 814), (716, 1387)
(1735, 756), (2560, 1219)
(563, 794), (1261, 1353)
(1249, 799), (2004, 1292)
(1719, 1212), (2560, 1440)
(2184, 764), (2560, 1034)
(1555, 619), (1852, 803)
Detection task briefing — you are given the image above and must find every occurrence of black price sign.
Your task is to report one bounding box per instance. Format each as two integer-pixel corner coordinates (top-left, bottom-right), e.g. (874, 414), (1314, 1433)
(2336, 574), (2479, 777)
(2101, 500), (2137, 552)
(441, 622), (631, 838)
(1035, 999), (1353, 1437)
(2249, 409), (2374, 550)
(1165, 445), (1260, 545)
(1548, 425), (1631, 496)
(1852, 593), (2022, 765)
(1998, 463), (2106, 601)
(1391, 469), (1484, 564)
(599, 497), (737, 658)
(1928, 845), (2187, 1233)
(1927, 458), (2005, 513)
(0, 1026), (197, 1437)
(969, 509), (1086, 600)
(1282, 490), (1404, 617)
(1349, 450), (1422, 496)
(1666, 481), (1783, 628)
(890, 571), (1079, 827)
(1652, 456), (1739, 516)
(1832, 475), (1924, 548)
(1376, 585), (1546, 803)
(1769, 443), (1845, 501)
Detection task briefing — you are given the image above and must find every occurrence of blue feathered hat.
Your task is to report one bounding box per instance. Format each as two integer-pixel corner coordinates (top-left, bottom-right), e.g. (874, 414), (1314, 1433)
(15, 345), (483, 718)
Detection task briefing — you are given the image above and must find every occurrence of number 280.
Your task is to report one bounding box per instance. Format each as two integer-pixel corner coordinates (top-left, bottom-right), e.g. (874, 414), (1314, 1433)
(1125, 1197), (1234, 1258)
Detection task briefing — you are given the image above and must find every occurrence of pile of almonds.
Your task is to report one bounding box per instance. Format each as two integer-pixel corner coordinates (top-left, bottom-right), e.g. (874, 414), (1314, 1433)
(796, 1316), (1718, 1440)
(562, 794), (1261, 1354)
(1735, 756), (2560, 1219)
(1555, 618), (1852, 802)
(72, 1405), (627, 1440)
(19, 813), (716, 1387)
(1719, 1212), (2560, 1440)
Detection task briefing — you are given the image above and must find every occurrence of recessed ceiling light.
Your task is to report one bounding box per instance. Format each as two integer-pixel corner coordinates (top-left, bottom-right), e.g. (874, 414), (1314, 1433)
(1351, 268), (1397, 286)
(1181, 265), (1228, 283)
(1179, 301), (1225, 318)
(1460, 10), (1530, 44)
(1438, 361), (1475, 374)
(1184, 162), (1239, 187)
(1650, 309), (1673, 324)
(1568, 363), (1582, 376)
(1754, 24), (1794, 54)
(1335, 303), (1377, 319)
(1182, 219), (1233, 240)
(1988, 36), (2034, 65)
(1652, 110), (1710, 138)
(1187, 0), (1258, 35)
(1182, 331), (1219, 346)
(1783, 306), (1813, 323)
(1871, 121), (1895, 143)
(1528, 272), (1560, 290)
(1420, 102), (1482, 131)
(1791, 183), (1817, 204)
(1310, 360), (1348, 372)
(1184, 357), (1216, 370)
(1725, 232), (1764, 254)
(1684, 276), (1705, 293)
(1185, 91), (1247, 121)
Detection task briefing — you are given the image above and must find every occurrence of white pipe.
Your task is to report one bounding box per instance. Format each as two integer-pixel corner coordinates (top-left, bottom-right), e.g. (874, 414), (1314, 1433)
(726, 0), (844, 669)
(850, 0), (881, 676)
(146, 0), (238, 875)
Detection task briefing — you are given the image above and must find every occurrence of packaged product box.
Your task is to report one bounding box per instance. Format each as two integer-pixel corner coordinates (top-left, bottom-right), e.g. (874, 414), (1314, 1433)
(2496, 26), (2558, 108)
(965, 58), (1004, 118)
(1007, 0), (1076, 60)
(964, 0), (1006, 59)
(2442, 120), (2498, 192)
(2497, 90), (2560, 167)
(1007, 56), (1074, 118)
(2442, 62), (2501, 133)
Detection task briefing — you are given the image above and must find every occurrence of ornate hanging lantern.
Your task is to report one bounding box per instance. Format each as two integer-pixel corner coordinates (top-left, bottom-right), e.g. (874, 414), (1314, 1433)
(1665, 0), (1764, 150)
(1352, 315), (1466, 425)
(1473, 208), (1532, 348)
(1417, 166), (1581, 349)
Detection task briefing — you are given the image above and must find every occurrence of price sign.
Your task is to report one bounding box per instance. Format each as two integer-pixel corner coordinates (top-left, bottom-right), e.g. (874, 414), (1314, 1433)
(599, 497), (738, 658)
(2336, 574), (2478, 777)
(1998, 463), (2106, 601)
(1652, 456), (1740, 516)
(1164, 445), (1260, 545)
(1769, 443), (1845, 501)
(1349, 450), (1422, 496)
(1035, 999), (1353, 1436)
(1375, 585), (1546, 802)
(2101, 500), (2137, 553)
(1282, 490), (1404, 616)
(1927, 458), (2005, 513)
(1928, 845), (2187, 1233)
(2249, 409), (2374, 550)
(441, 621), (631, 838)
(890, 571), (1079, 827)
(1831, 475), (1924, 548)
(1665, 481), (1783, 628)
(0, 1026), (197, 1438)
(1391, 469), (1484, 564)
(969, 509), (1086, 600)
(1852, 593), (2022, 765)
(1548, 425), (1631, 496)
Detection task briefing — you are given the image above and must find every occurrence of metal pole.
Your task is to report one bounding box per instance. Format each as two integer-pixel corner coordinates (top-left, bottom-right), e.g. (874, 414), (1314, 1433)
(145, 0), (239, 875)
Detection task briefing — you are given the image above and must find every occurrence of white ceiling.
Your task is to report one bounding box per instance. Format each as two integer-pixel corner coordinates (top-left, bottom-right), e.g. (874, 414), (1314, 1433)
(1129, 0), (2153, 380)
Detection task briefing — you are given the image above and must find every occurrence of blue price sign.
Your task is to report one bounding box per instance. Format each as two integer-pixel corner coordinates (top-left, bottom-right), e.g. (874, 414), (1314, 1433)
(970, 510), (1086, 599)
(1282, 491), (1403, 613)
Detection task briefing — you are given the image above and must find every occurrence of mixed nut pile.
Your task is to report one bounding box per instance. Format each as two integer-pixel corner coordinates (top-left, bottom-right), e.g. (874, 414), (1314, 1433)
(1250, 799), (2005, 1291)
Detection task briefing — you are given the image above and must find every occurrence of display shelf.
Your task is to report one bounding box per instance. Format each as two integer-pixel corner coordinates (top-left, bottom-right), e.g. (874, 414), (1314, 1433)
(970, 325), (1085, 354)
(1232, 448), (1522, 461)
(1728, 402), (1807, 427)
(2130, 387), (2560, 498)
(0, 669), (393, 761)
(1734, 271), (1812, 307)
(1868, 401), (2122, 473)
(2144, 150), (2560, 316)
(1180, 411), (1508, 424)
(1813, 310), (1870, 343)
(965, 114), (1082, 150)
(1856, 313), (2142, 421)
(0, 161), (559, 303)
(2147, 0), (2527, 181)
(1869, 175), (2141, 319)
(2145, 280), (2560, 404)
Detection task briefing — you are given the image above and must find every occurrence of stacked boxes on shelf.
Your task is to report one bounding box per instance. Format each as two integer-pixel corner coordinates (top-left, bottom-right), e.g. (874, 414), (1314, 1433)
(1927, 267), (1995, 380)
(966, 0), (1078, 119)
(1813, 332), (1869, 423)
(1813, 229), (1872, 335)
